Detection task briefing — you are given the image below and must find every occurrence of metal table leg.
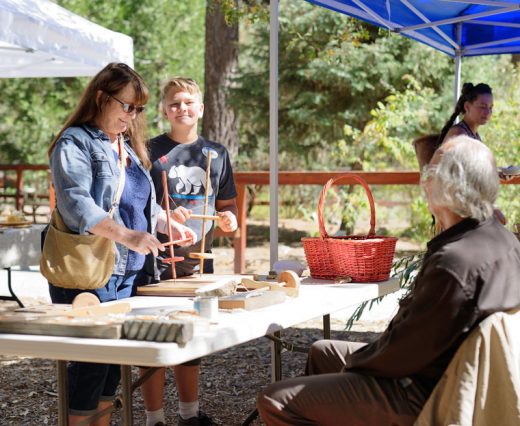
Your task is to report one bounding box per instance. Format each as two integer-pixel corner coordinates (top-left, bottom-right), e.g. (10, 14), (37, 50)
(120, 365), (133, 426)
(242, 330), (284, 426)
(323, 314), (331, 339)
(0, 267), (24, 307)
(57, 360), (68, 426)
(270, 330), (283, 382)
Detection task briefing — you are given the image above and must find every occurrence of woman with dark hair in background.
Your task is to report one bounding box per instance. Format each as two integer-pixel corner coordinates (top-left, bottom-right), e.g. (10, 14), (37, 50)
(435, 82), (509, 224)
(438, 82), (493, 145)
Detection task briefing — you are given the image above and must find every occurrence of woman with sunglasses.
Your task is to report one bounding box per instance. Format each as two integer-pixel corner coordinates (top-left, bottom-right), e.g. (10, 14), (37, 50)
(46, 62), (196, 426)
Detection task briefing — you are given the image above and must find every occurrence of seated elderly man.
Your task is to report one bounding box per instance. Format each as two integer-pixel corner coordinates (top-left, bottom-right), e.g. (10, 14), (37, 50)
(257, 135), (520, 426)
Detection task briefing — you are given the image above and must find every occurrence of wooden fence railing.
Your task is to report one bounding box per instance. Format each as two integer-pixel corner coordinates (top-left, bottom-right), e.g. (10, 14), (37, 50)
(0, 164), (50, 211)
(2, 165), (519, 273)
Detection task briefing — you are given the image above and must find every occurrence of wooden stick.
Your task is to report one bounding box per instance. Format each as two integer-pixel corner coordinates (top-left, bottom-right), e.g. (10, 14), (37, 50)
(190, 214), (220, 220)
(200, 151), (212, 275)
(188, 252), (216, 260)
(162, 171), (177, 280)
(162, 238), (192, 247)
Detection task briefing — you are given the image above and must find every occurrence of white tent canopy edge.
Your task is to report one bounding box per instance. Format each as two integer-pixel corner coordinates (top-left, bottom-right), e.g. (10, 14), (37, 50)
(0, 0), (133, 78)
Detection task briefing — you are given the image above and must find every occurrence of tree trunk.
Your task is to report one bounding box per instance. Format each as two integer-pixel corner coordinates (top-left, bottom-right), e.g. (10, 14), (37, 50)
(202, 0), (239, 164)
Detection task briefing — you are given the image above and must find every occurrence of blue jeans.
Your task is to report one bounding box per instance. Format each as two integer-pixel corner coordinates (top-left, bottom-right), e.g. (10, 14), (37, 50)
(48, 271), (138, 414)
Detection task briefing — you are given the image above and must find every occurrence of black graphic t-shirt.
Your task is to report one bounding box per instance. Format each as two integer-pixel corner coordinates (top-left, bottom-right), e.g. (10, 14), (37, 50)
(149, 134), (237, 276)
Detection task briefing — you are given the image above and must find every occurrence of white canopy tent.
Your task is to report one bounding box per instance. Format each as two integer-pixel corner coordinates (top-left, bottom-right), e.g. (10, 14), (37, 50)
(0, 0), (133, 78)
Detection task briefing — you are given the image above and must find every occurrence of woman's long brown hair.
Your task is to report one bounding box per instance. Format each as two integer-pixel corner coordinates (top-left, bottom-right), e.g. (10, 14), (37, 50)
(48, 63), (151, 169)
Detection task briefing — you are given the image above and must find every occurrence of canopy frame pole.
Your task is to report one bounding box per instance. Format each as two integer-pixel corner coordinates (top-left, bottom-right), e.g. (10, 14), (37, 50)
(454, 23), (462, 111)
(269, 0), (279, 268)
(398, 5), (517, 32)
(400, 0), (458, 49)
(351, 0), (395, 29)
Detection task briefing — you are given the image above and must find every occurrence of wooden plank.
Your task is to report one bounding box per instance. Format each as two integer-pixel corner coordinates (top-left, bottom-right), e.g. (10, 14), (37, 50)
(51, 302), (131, 317)
(241, 278), (299, 297)
(218, 291), (285, 310)
(136, 275), (240, 297)
(15, 302), (131, 318)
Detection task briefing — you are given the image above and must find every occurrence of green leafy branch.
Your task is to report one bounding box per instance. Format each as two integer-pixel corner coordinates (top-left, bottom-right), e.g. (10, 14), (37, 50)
(344, 251), (425, 330)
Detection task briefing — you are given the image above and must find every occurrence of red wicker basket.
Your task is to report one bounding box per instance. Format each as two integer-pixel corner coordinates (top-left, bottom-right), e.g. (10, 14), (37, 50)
(302, 174), (397, 282)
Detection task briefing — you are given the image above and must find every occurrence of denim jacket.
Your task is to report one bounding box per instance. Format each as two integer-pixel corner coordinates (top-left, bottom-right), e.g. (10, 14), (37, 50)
(49, 124), (161, 278)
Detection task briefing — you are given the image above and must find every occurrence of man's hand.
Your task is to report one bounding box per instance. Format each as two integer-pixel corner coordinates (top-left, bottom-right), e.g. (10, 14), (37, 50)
(157, 209), (196, 245)
(217, 210), (238, 233)
(171, 206), (192, 223)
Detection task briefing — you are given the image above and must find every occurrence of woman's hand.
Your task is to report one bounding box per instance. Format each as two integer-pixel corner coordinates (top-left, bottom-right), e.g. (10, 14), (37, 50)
(89, 217), (165, 256)
(499, 172), (515, 182)
(124, 230), (165, 256)
(499, 165), (520, 182)
(217, 210), (238, 233)
(169, 221), (197, 246)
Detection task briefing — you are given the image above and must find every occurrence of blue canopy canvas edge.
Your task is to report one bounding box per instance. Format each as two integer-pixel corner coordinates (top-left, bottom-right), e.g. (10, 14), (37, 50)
(305, 0), (520, 58)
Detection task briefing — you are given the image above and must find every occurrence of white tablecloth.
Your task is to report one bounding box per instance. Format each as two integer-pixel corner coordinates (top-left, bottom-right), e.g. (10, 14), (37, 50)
(0, 278), (400, 366)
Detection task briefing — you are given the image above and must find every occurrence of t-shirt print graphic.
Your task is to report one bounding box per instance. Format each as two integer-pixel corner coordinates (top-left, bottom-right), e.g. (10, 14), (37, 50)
(168, 164), (214, 196)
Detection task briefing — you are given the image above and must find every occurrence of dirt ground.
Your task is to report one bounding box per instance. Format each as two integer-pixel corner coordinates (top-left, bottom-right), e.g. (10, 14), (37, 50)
(0, 316), (384, 426)
(0, 218), (418, 425)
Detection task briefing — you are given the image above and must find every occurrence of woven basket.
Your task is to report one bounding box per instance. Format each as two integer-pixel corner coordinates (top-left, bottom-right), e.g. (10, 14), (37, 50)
(302, 174), (398, 282)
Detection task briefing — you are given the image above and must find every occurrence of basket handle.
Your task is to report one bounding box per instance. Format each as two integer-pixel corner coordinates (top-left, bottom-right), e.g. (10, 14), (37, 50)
(317, 174), (376, 239)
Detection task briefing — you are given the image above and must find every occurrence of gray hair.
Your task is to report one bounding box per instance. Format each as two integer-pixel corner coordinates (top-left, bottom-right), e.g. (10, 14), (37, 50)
(422, 135), (498, 221)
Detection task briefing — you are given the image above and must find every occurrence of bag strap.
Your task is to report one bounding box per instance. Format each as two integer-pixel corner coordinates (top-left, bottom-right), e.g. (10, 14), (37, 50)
(108, 134), (127, 218)
(50, 207), (70, 233)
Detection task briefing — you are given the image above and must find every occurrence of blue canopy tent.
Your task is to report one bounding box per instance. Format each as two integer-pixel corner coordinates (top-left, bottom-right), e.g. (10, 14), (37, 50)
(306, 0), (520, 56)
(267, 0), (520, 265)
(305, 0), (520, 101)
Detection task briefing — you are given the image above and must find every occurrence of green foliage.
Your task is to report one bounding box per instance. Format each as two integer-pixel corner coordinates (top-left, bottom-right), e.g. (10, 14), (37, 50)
(215, 0), (269, 25)
(345, 251), (425, 330)
(61, 0), (205, 133)
(0, 0), (205, 164)
(232, 2), (452, 238)
(233, 1), (456, 170)
(232, 2), (520, 241)
(0, 77), (85, 163)
(399, 197), (434, 242)
(3, 1), (520, 245)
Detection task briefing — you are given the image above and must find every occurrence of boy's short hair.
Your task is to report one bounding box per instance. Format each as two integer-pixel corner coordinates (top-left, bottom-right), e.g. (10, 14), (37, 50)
(160, 77), (202, 102)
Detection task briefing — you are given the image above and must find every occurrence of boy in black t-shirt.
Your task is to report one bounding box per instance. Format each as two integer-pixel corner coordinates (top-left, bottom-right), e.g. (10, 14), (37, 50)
(140, 77), (237, 426)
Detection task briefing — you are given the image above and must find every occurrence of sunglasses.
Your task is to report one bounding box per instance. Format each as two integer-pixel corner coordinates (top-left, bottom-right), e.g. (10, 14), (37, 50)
(109, 95), (145, 114)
